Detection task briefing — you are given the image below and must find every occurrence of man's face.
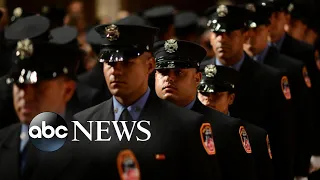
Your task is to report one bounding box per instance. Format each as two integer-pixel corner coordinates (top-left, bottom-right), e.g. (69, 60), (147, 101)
(104, 52), (154, 98)
(69, 1), (83, 14)
(197, 91), (235, 114)
(243, 25), (269, 56)
(13, 77), (75, 124)
(287, 19), (307, 41)
(269, 11), (287, 41)
(155, 68), (201, 107)
(210, 30), (246, 62)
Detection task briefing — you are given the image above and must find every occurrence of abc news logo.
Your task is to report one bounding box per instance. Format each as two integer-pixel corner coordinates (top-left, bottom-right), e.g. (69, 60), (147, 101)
(29, 112), (151, 152)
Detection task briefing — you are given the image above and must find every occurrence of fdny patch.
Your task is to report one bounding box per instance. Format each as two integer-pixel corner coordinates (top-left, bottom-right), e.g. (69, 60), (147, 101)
(302, 66), (312, 88)
(239, 126), (252, 154)
(281, 76), (291, 100)
(117, 149), (141, 180)
(266, 135), (272, 159)
(200, 123), (216, 155)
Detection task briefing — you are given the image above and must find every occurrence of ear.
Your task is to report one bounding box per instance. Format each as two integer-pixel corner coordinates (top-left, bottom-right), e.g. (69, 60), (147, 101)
(284, 13), (291, 24)
(147, 56), (156, 75)
(243, 30), (250, 42)
(209, 32), (216, 47)
(228, 93), (235, 105)
(266, 24), (271, 33)
(63, 80), (76, 103)
(195, 71), (202, 86)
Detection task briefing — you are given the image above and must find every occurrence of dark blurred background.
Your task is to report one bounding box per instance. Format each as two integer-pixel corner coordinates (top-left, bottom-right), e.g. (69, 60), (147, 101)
(0, 0), (319, 76)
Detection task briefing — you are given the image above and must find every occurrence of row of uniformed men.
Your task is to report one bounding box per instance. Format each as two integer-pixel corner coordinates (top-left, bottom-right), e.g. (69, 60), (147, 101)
(0, 1), (320, 180)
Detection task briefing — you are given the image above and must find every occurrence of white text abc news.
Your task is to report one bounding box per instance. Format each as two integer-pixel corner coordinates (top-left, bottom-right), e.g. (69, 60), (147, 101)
(29, 120), (152, 141)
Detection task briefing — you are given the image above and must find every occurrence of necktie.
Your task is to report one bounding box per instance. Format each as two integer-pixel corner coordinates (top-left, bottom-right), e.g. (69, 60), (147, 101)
(118, 108), (134, 142)
(20, 129), (29, 173)
(20, 144), (28, 173)
(119, 108), (133, 120)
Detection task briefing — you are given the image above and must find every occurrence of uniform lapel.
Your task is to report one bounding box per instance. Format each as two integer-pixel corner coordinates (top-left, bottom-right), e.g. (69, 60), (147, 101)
(29, 145), (73, 180)
(263, 46), (279, 66)
(21, 142), (44, 179)
(137, 92), (161, 149)
(238, 55), (253, 90)
(0, 124), (21, 180)
(279, 33), (292, 54)
(104, 99), (115, 120)
(139, 92), (160, 122)
(191, 98), (205, 112)
(239, 54), (253, 74)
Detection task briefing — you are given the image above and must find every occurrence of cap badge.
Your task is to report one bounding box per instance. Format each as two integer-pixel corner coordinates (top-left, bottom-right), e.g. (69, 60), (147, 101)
(13, 7), (23, 18)
(16, 39), (33, 60)
(246, 3), (256, 12)
(42, 6), (49, 14)
(63, 67), (68, 74)
(105, 24), (120, 41)
(204, 65), (217, 77)
(249, 22), (257, 28)
(164, 39), (178, 53)
(288, 3), (294, 13)
(217, 5), (228, 17)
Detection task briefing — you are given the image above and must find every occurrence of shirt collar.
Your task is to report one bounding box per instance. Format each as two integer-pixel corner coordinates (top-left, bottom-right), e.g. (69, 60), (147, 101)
(215, 53), (245, 71)
(253, 45), (270, 63)
(184, 98), (196, 110)
(113, 87), (151, 121)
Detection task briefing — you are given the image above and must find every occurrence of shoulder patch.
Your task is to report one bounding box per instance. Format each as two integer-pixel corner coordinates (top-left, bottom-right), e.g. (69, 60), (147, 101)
(281, 76), (291, 100)
(302, 66), (312, 88)
(239, 126), (252, 154)
(200, 123), (216, 155)
(266, 135), (272, 159)
(117, 149), (141, 180)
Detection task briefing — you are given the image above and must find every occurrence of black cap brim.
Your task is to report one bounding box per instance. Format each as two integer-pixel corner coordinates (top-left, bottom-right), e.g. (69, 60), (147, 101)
(155, 59), (198, 69)
(197, 83), (232, 93)
(6, 67), (77, 85)
(98, 47), (145, 63)
(198, 78), (234, 93)
(208, 20), (245, 32)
